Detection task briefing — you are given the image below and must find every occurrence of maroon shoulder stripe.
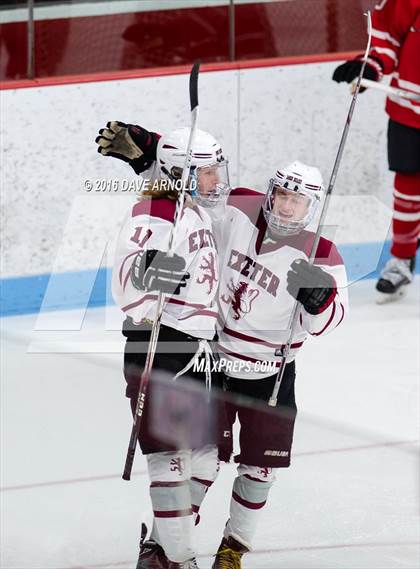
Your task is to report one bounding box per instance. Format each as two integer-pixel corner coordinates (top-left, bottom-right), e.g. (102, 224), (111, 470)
(132, 198), (176, 223)
(227, 187), (265, 226)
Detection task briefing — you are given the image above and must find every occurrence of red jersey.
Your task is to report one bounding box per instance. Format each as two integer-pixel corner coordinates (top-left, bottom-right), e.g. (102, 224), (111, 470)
(370, 0), (420, 129)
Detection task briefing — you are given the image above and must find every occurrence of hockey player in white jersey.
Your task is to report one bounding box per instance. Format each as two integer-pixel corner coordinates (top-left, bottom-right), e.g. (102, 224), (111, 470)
(97, 124), (348, 567)
(210, 162), (348, 567)
(109, 126), (229, 569)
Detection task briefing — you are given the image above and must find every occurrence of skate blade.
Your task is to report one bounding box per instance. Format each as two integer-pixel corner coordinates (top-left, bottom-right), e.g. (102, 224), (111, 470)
(375, 287), (407, 304)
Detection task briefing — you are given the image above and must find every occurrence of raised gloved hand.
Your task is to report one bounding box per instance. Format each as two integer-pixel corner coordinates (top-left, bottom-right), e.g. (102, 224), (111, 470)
(287, 259), (336, 314)
(332, 56), (383, 91)
(131, 249), (190, 295)
(95, 121), (159, 174)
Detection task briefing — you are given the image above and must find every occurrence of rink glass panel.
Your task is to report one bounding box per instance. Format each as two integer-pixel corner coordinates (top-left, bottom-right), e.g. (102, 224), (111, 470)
(0, 0), (377, 81)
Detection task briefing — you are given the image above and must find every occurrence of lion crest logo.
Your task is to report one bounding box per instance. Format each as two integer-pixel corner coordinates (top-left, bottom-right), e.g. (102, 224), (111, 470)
(221, 279), (260, 320)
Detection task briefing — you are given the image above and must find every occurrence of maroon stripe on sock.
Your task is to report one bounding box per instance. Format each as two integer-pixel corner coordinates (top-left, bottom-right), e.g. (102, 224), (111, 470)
(192, 504), (200, 513)
(150, 481), (187, 488)
(232, 491), (266, 510)
(191, 477), (214, 487)
(154, 508), (193, 518)
(244, 474), (265, 483)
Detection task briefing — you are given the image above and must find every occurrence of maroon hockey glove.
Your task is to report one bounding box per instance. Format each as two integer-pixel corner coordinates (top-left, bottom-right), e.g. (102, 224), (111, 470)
(131, 249), (190, 295)
(95, 121), (160, 174)
(287, 259), (336, 315)
(332, 56), (384, 91)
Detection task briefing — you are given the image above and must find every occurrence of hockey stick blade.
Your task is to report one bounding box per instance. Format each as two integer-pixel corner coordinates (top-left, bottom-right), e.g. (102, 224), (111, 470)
(190, 60), (200, 111)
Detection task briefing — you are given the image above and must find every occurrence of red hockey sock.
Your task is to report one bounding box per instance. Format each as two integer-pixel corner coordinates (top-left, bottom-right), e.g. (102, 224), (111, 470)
(391, 172), (420, 259)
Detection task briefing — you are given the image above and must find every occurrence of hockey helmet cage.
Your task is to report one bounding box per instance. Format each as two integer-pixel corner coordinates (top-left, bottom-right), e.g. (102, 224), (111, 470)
(263, 160), (324, 236)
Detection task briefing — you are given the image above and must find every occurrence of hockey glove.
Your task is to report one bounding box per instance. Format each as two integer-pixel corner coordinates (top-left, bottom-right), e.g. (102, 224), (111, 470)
(95, 121), (160, 174)
(287, 259), (336, 315)
(332, 56), (383, 91)
(131, 249), (190, 295)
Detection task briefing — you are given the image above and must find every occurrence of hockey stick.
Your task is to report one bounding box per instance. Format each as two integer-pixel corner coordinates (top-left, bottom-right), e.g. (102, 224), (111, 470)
(122, 61), (200, 480)
(352, 77), (420, 101)
(268, 12), (373, 407)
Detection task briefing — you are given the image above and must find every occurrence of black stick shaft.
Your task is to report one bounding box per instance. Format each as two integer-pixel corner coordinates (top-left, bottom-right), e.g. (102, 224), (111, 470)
(122, 61), (200, 480)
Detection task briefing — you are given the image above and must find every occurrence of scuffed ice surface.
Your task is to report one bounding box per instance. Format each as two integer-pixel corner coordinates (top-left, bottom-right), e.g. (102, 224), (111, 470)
(1, 278), (419, 568)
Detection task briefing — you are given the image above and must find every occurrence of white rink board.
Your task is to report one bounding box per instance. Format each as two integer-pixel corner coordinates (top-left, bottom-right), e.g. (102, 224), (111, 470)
(1, 61), (393, 278)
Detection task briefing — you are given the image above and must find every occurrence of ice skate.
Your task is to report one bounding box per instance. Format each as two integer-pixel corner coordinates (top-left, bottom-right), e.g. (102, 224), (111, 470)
(167, 559), (199, 569)
(136, 524), (169, 569)
(211, 536), (249, 569)
(376, 256), (415, 304)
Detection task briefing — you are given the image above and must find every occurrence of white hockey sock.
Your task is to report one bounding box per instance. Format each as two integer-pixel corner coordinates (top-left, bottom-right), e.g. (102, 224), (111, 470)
(225, 465), (276, 548)
(190, 444), (220, 524)
(147, 451), (195, 563)
(149, 520), (160, 544)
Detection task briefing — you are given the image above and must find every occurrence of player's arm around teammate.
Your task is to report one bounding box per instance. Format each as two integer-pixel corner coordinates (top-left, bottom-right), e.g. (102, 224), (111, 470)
(108, 127), (228, 569)
(96, 121), (233, 569)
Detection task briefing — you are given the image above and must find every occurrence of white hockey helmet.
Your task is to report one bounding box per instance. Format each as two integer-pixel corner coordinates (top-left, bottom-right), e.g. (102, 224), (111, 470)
(156, 127), (230, 207)
(263, 160), (324, 236)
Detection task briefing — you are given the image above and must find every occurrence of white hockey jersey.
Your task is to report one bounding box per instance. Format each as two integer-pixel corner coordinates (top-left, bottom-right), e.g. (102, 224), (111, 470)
(112, 197), (219, 340)
(216, 188), (349, 379)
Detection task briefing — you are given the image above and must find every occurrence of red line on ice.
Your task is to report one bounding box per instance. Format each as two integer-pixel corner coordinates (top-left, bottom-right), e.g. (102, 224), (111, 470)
(1, 440), (417, 493)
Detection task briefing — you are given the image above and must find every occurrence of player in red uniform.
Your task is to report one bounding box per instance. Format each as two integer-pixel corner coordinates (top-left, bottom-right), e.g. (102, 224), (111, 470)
(333, 0), (420, 301)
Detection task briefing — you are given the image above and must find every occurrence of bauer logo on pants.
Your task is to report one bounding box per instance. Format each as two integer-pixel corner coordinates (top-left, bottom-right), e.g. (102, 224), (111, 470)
(264, 450), (289, 457)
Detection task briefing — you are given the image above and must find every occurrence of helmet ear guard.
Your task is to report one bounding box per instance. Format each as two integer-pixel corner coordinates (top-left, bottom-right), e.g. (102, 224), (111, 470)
(169, 165), (182, 180)
(156, 163), (199, 198)
(188, 166), (199, 199)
